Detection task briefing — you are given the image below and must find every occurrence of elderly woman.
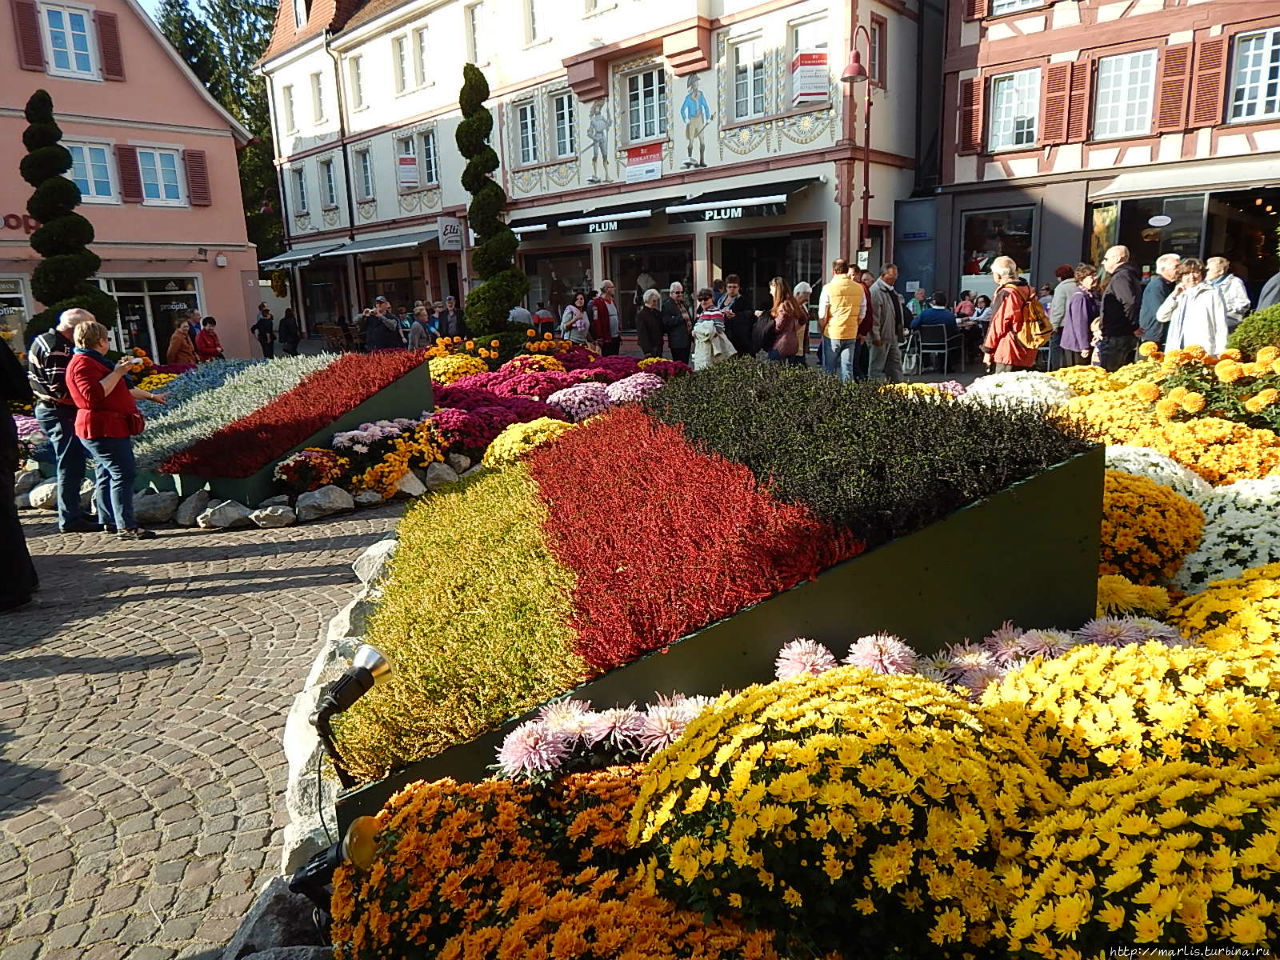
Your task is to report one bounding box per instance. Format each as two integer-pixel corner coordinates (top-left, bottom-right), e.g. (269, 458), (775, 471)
(166, 316), (198, 364)
(1158, 258), (1230, 354)
(636, 288), (665, 359)
(66, 319), (166, 540)
(1059, 263), (1099, 367)
(793, 281), (813, 363)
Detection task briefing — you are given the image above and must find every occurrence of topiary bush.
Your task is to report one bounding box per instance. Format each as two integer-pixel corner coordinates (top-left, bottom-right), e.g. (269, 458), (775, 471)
(1228, 303), (1280, 358)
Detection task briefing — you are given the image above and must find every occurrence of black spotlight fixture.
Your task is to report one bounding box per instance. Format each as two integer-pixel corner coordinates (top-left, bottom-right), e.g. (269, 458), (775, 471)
(289, 815), (380, 917)
(311, 643), (393, 789)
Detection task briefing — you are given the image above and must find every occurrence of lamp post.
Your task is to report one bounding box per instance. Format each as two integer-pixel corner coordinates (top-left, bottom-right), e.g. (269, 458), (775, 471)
(841, 27), (874, 260)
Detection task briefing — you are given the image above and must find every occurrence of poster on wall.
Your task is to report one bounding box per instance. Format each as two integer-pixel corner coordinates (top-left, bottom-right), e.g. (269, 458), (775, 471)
(438, 216), (463, 251)
(397, 154), (420, 190)
(624, 143), (663, 184)
(792, 51), (830, 107)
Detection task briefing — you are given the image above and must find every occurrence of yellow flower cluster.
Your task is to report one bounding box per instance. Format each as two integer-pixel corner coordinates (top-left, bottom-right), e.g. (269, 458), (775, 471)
(1047, 365), (1120, 396)
(426, 352), (488, 384)
(136, 372), (178, 392)
(482, 416), (576, 467)
(511, 354), (567, 373)
(885, 382), (952, 399)
(352, 424), (444, 498)
(1105, 359), (1161, 387)
(1169, 562), (1280, 653)
(629, 667), (1061, 958)
(526, 330), (578, 356)
(1096, 573), (1170, 618)
(1099, 470), (1204, 584)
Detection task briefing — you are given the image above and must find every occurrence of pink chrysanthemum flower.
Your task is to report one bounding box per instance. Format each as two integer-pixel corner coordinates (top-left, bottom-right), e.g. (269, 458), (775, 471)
(584, 707), (649, 754)
(537, 699), (595, 744)
(774, 638), (838, 680)
(1124, 617), (1187, 646)
(1076, 617), (1149, 648)
(955, 661), (1006, 699)
(982, 621), (1026, 665)
(637, 704), (690, 757)
(1015, 629), (1079, 660)
(941, 641), (996, 683)
(843, 633), (918, 674)
(494, 719), (573, 780)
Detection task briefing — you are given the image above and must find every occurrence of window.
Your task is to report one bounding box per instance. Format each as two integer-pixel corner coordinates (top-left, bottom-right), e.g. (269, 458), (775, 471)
(137, 148), (183, 205)
(467, 2), (487, 64)
(526, 0), (539, 43)
(41, 3), (96, 78)
(790, 16), (829, 104)
(627, 67), (667, 142)
(356, 149), (374, 199)
(282, 84), (296, 132)
(1093, 49), (1156, 139)
(396, 136), (418, 190)
(349, 57), (365, 110)
(553, 92), (576, 157)
(420, 130), (439, 184)
(988, 69), (1039, 150)
(320, 159), (337, 207)
(67, 142), (113, 200)
(869, 16), (887, 87)
(960, 207), (1034, 282)
(733, 39), (767, 120)
(293, 0), (306, 29)
(1229, 27), (1280, 122)
(990, 0), (1043, 13)
(517, 101), (539, 165)
(310, 71), (324, 122)
(293, 167), (308, 212)
(414, 27), (430, 86)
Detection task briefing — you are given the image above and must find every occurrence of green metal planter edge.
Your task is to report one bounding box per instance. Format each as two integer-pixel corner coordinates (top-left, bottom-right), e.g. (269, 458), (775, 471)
(137, 363), (435, 506)
(337, 444), (1105, 829)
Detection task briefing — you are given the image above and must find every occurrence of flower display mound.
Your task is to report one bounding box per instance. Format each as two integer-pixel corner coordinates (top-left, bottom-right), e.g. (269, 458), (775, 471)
(548, 381), (611, 422)
(133, 354), (338, 472)
(629, 667), (1060, 959)
(1170, 561), (1280, 653)
(482, 416), (577, 467)
(433, 382), (565, 422)
(1131, 342), (1280, 432)
(644, 362), (1093, 548)
(1175, 476), (1280, 592)
(1006, 761), (1280, 954)
(162, 352), (425, 478)
(526, 406), (863, 671)
(333, 466), (587, 782)
(979, 640), (1280, 786)
(959, 370), (1073, 409)
(1104, 443), (1212, 500)
(1099, 469), (1203, 584)
(330, 767), (783, 960)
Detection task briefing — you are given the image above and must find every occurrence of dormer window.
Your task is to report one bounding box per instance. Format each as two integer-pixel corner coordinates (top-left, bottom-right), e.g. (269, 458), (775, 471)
(293, 0), (307, 31)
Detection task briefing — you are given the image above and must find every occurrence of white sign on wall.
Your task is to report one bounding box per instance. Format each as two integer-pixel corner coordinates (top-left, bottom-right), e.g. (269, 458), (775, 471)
(438, 216), (463, 251)
(397, 155), (420, 190)
(624, 143), (663, 184)
(792, 51), (830, 107)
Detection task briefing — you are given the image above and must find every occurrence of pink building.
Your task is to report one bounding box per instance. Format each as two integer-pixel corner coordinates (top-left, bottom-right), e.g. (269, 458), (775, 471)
(1, 0), (260, 358)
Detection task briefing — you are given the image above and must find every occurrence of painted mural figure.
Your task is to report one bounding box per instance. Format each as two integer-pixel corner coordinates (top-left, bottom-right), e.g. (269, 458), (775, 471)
(681, 74), (712, 168)
(586, 101), (612, 184)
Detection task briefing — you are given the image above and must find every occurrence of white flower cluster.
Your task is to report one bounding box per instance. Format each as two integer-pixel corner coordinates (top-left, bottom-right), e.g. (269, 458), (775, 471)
(1175, 476), (1280, 591)
(958, 371), (1073, 410)
(134, 353), (340, 471)
(1105, 445), (1212, 501)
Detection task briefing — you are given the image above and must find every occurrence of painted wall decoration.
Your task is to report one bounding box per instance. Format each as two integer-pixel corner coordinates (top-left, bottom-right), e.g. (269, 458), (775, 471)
(680, 73), (713, 169)
(586, 99), (612, 184)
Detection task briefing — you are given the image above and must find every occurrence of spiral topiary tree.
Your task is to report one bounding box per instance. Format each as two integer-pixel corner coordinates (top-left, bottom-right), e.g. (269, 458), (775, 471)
(20, 90), (117, 339)
(455, 63), (526, 337)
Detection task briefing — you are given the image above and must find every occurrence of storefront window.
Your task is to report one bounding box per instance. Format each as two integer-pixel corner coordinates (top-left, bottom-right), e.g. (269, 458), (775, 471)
(960, 207), (1033, 296)
(301, 262), (347, 332)
(361, 258), (423, 310)
(1091, 195), (1205, 276)
(98, 277), (200, 358)
(0, 279), (30, 351)
(1204, 187), (1280, 302)
(718, 230), (823, 310)
(522, 249), (593, 320)
(607, 241), (692, 332)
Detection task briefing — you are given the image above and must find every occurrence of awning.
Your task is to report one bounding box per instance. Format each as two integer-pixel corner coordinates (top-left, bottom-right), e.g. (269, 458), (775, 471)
(557, 200), (657, 235)
(508, 212), (562, 237)
(319, 228), (439, 258)
(1089, 157), (1280, 200)
(665, 177), (823, 224)
(258, 243), (343, 268)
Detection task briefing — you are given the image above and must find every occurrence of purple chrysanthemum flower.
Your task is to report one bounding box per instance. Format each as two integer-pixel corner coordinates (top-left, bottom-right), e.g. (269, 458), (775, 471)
(637, 704), (690, 757)
(537, 699), (595, 744)
(775, 638), (838, 680)
(494, 719), (573, 780)
(1076, 617), (1150, 648)
(1015, 629), (1079, 659)
(941, 641), (996, 683)
(843, 633), (919, 674)
(955, 661), (1006, 699)
(1117, 616), (1185, 646)
(584, 706), (649, 754)
(982, 621), (1026, 665)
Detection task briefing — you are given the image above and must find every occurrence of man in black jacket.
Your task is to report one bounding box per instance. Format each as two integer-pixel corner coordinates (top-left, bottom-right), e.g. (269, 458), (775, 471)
(719, 274), (753, 356)
(661, 282), (694, 364)
(1099, 245), (1142, 372)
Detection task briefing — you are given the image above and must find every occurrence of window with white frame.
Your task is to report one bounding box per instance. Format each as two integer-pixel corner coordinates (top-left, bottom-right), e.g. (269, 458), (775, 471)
(41, 3), (97, 78)
(393, 36), (409, 93)
(627, 67), (667, 142)
(310, 71), (325, 122)
(356, 149), (374, 199)
(320, 159), (337, 207)
(517, 101), (539, 165)
(137, 148), (184, 205)
(414, 27), (430, 86)
(990, 0), (1042, 14)
(420, 130), (439, 184)
(790, 16), (828, 102)
(66, 142), (114, 201)
(397, 136), (417, 190)
(282, 84), (296, 132)
(349, 57), (365, 110)
(1093, 50), (1156, 139)
(293, 166), (308, 212)
(988, 69), (1040, 150)
(526, 0), (540, 43)
(293, 0), (306, 29)
(467, 2), (487, 64)
(869, 17), (886, 87)
(1229, 27), (1280, 122)
(553, 92), (576, 158)
(733, 39), (767, 120)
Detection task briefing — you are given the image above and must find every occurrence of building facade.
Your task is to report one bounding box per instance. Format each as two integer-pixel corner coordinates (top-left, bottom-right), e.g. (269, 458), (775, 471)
(258, 0), (925, 330)
(1, 0), (261, 357)
(937, 0), (1280, 300)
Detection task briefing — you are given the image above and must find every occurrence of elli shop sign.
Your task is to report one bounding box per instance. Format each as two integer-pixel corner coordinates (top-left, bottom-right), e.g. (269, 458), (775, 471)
(438, 216), (463, 251)
(624, 142), (663, 184)
(792, 50), (830, 107)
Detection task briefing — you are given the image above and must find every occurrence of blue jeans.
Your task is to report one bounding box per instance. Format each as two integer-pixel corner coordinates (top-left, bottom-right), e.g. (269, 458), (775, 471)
(823, 338), (860, 381)
(82, 436), (137, 532)
(34, 402), (88, 529)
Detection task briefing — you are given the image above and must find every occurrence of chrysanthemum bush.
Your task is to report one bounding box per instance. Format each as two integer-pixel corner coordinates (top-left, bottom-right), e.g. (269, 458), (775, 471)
(959, 370), (1073, 410)
(1169, 561), (1280, 652)
(1095, 573), (1170, 619)
(628, 667), (1062, 959)
(1174, 476), (1280, 591)
(481, 416), (577, 467)
(1135, 342), (1280, 432)
(1099, 469), (1203, 584)
(427, 352), (488, 385)
(1104, 443), (1211, 500)
(273, 448), (350, 493)
(547, 381), (611, 422)
(332, 466), (587, 780)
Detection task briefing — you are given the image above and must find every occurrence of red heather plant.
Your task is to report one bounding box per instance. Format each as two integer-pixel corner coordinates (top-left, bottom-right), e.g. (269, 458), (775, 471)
(525, 407), (864, 670)
(162, 352), (425, 477)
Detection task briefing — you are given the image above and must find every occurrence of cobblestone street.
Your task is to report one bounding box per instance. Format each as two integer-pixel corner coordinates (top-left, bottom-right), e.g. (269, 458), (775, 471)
(0, 506), (403, 960)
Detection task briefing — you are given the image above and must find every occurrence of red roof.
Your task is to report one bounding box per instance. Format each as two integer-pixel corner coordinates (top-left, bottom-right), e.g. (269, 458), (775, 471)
(259, 0), (365, 64)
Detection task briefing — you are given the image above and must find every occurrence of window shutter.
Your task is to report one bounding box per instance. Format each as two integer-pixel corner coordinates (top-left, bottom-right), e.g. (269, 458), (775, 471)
(116, 146), (143, 203)
(1189, 36), (1228, 128)
(12, 0), (45, 71)
(958, 77), (984, 154)
(965, 0), (990, 19)
(184, 150), (212, 206)
(1065, 59), (1092, 142)
(95, 11), (125, 80)
(1154, 43), (1193, 133)
(1039, 63), (1071, 145)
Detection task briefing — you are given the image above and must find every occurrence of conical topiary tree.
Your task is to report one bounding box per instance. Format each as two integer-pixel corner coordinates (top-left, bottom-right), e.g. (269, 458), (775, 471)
(21, 89), (117, 339)
(455, 63), (526, 336)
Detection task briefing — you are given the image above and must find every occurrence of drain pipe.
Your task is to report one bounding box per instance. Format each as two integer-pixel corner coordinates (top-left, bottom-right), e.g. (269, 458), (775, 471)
(324, 32), (358, 246)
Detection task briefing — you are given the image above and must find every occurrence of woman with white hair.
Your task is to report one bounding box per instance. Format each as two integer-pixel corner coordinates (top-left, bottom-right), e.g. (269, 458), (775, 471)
(981, 255), (1037, 371)
(1158, 258), (1229, 354)
(636, 288), (664, 359)
(793, 282), (813, 362)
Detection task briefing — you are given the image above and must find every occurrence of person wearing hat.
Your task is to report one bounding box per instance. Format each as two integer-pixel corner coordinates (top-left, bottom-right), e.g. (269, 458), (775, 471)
(366, 296), (403, 351)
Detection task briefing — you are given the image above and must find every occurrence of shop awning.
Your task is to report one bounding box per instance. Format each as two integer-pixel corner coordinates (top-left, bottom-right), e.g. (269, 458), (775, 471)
(258, 243), (343, 268)
(319, 229), (439, 258)
(665, 177), (823, 224)
(1090, 158), (1280, 200)
(508, 212), (562, 237)
(556, 200), (657, 235)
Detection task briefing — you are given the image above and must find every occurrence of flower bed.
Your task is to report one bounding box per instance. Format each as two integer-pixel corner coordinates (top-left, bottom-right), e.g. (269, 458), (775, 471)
(1098, 469), (1203, 584)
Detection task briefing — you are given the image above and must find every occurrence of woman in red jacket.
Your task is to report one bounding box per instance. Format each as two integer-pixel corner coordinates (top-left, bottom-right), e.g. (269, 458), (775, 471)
(66, 320), (167, 540)
(982, 256), (1038, 372)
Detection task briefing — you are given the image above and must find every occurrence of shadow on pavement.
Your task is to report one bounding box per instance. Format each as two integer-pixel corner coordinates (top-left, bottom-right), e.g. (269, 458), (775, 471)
(0, 724), (63, 821)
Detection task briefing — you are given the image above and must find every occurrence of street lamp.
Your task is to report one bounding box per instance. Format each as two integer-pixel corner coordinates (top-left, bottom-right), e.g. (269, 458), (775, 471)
(841, 27), (874, 258)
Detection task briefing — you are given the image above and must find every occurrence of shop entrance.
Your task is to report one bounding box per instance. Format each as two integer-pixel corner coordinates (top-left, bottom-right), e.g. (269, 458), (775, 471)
(361, 257), (424, 311)
(523, 248), (593, 320)
(299, 262), (347, 335)
(98, 277), (200, 358)
(1206, 188), (1280, 303)
(718, 230), (824, 309)
(0, 278), (30, 345)
(607, 240), (693, 332)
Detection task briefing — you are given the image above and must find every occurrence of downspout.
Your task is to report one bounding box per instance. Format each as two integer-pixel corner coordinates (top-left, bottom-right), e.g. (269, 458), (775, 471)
(325, 32), (358, 245)
(263, 76), (292, 245)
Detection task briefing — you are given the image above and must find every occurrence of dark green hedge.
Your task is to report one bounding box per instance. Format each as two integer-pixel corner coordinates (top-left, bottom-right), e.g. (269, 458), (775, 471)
(643, 361), (1094, 549)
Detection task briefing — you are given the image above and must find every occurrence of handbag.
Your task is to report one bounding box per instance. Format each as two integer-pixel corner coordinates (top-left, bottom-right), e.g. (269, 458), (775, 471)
(126, 411), (146, 436)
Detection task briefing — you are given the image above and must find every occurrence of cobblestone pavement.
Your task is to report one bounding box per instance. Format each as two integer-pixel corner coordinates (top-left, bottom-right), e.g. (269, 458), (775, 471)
(0, 505), (403, 960)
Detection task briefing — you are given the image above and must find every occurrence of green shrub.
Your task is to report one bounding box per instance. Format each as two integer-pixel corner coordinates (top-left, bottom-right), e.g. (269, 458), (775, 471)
(1228, 304), (1280, 358)
(335, 466), (587, 781)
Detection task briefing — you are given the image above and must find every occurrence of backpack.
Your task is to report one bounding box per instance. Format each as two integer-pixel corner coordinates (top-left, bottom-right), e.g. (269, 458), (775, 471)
(1013, 286), (1053, 349)
(752, 312), (777, 355)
